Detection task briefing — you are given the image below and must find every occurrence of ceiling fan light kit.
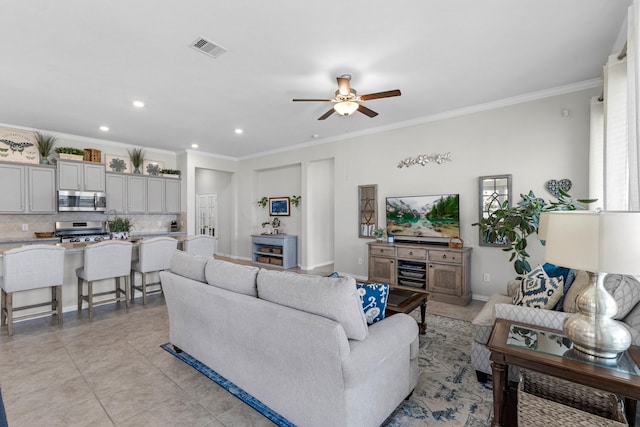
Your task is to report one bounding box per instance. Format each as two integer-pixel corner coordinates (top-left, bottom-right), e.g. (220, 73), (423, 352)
(293, 75), (401, 120)
(334, 101), (359, 116)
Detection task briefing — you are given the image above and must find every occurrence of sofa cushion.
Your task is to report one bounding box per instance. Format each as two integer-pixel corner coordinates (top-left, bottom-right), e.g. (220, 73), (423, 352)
(205, 259), (259, 297)
(603, 274), (640, 320)
(170, 250), (208, 283)
(257, 269), (369, 341)
(562, 270), (590, 313)
(356, 283), (388, 324)
(513, 264), (563, 309)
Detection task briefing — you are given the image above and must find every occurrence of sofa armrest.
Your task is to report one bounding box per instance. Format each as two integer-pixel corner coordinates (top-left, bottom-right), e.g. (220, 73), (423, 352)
(495, 303), (569, 332)
(343, 314), (418, 385)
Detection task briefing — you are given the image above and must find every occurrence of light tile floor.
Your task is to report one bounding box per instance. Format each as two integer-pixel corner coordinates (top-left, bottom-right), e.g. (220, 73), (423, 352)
(0, 260), (482, 427)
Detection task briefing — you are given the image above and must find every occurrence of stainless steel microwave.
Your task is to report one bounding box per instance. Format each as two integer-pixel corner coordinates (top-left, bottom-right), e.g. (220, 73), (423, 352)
(57, 190), (107, 212)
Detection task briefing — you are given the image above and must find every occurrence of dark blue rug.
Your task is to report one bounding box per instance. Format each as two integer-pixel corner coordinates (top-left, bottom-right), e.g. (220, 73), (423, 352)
(161, 343), (295, 427)
(0, 388), (7, 427)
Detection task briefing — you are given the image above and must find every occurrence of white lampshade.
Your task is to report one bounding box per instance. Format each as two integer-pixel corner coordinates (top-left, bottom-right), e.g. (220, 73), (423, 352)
(333, 101), (359, 116)
(541, 211), (640, 275)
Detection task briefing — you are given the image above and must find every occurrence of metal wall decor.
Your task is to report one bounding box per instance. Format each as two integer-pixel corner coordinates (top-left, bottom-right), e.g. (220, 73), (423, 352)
(397, 152), (452, 168)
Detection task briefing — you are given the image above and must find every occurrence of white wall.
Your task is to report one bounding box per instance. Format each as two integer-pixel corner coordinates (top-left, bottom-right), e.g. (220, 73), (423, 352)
(230, 87), (596, 299)
(305, 158), (335, 269)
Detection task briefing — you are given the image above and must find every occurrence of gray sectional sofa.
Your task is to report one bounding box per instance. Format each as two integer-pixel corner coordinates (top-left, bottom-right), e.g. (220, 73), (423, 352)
(160, 252), (419, 427)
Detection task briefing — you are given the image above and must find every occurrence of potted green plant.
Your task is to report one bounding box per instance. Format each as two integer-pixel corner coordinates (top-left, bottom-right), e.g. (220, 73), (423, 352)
(108, 216), (133, 239)
(34, 132), (57, 164)
(128, 148), (145, 174)
(373, 227), (386, 241)
(261, 217), (281, 234)
(55, 147), (84, 161)
(473, 189), (595, 275)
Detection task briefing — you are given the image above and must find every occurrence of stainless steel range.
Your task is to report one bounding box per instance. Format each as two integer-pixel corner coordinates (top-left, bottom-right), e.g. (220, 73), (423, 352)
(55, 221), (112, 243)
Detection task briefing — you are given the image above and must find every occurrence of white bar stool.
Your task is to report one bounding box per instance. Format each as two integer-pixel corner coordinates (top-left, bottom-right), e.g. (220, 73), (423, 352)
(0, 244), (65, 336)
(182, 235), (216, 257)
(130, 237), (177, 304)
(76, 240), (133, 318)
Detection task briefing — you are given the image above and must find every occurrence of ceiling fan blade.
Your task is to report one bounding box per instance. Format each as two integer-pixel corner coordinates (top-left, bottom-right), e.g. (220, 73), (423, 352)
(337, 77), (351, 96)
(292, 98), (333, 102)
(359, 89), (401, 101)
(318, 108), (335, 120)
(358, 104), (378, 118)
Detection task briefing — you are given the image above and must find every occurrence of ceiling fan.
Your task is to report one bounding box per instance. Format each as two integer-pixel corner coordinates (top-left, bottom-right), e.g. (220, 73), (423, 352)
(293, 74), (401, 120)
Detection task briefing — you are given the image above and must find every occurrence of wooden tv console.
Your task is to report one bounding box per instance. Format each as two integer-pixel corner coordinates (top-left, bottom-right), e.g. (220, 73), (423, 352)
(367, 241), (472, 306)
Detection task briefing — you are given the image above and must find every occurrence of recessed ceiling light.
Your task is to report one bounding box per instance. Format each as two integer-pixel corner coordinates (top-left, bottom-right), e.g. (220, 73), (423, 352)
(311, 134), (320, 138)
(132, 100), (145, 108)
(99, 126), (109, 132)
(191, 143), (199, 148)
(235, 128), (243, 134)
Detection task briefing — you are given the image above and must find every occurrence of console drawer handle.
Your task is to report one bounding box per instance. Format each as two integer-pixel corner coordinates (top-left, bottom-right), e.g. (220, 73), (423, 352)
(409, 251), (413, 255)
(442, 254), (447, 259)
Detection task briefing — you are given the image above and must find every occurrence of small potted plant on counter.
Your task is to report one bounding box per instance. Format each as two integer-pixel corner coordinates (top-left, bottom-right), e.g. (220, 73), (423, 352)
(108, 216), (133, 240)
(34, 132), (57, 164)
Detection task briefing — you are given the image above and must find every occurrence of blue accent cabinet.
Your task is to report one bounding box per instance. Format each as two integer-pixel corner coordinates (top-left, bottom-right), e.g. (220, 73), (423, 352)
(251, 234), (298, 269)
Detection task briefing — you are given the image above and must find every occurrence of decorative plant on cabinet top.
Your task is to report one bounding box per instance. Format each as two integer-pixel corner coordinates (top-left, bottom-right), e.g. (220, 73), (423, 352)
(34, 132), (57, 164)
(128, 148), (145, 174)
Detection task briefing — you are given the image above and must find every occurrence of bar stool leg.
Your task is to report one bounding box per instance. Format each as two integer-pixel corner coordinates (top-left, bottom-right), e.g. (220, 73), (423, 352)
(56, 285), (63, 325)
(130, 271), (136, 303)
(77, 277), (83, 312)
(125, 276), (130, 308)
(1, 289), (6, 326)
(115, 277), (120, 300)
(142, 273), (147, 305)
(6, 292), (13, 336)
(88, 281), (94, 319)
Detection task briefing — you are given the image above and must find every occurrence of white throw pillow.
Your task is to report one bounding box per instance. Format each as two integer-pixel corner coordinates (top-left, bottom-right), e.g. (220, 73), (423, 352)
(512, 264), (564, 309)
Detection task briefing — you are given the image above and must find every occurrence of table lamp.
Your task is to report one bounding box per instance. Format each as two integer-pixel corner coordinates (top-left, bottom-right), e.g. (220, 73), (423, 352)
(539, 210), (640, 359)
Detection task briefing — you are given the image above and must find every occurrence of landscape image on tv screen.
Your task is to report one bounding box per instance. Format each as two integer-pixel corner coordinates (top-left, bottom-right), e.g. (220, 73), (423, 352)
(386, 194), (460, 241)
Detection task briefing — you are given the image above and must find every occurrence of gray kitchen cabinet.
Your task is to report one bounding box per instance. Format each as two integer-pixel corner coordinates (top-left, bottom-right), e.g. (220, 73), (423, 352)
(146, 178), (164, 214)
(164, 178), (181, 214)
(0, 163), (26, 213)
(28, 166), (56, 213)
(127, 175), (146, 213)
(57, 161), (105, 192)
(0, 163), (56, 214)
(106, 173), (127, 212)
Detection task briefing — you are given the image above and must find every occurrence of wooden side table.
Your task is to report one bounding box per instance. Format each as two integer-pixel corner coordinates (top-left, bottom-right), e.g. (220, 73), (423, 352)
(488, 319), (640, 427)
(385, 288), (428, 334)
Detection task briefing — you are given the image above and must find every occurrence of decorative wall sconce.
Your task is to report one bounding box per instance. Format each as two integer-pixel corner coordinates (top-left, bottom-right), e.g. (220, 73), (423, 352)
(397, 152), (452, 168)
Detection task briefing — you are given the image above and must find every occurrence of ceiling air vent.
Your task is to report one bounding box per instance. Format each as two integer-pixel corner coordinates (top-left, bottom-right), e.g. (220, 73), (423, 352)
(190, 37), (228, 59)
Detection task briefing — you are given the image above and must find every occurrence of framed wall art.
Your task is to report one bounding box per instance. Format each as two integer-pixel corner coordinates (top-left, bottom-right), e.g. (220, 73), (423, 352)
(0, 126), (38, 164)
(269, 197), (290, 216)
(105, 154), (131, 173)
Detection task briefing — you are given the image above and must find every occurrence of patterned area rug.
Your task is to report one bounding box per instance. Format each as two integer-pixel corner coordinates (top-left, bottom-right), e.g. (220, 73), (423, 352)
(162, 312), (492, 427)
(384, 313), (493, 426)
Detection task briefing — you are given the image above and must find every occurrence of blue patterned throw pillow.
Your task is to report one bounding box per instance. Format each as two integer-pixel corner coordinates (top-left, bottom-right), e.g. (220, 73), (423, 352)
(542, 263), (575, 311)
(326, 272), (340, 278)
(356, 283), (389, 324)
(513, 264), (564, 309)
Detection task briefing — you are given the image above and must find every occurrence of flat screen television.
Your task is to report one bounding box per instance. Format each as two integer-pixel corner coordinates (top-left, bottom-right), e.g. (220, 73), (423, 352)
(385, 194), (460, 245)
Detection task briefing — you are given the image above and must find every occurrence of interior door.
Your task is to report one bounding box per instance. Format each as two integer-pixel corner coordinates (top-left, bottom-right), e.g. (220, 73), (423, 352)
(196, 193), (217, 236)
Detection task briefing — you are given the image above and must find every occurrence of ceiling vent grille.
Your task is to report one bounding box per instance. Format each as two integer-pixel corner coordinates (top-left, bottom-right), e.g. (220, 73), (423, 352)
(190, 37), (227, 59)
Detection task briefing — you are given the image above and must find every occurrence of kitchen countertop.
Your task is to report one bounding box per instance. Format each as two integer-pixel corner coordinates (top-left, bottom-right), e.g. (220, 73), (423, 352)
(0, 232), (190, 256)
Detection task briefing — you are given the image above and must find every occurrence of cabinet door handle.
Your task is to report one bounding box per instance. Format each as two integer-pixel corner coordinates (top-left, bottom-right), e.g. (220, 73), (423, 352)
(409, 251), (413, 255)
(442, 254), (447, 259)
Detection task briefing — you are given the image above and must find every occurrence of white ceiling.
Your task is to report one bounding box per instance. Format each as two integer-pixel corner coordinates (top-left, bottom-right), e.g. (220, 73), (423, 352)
(0, 1), (630, 158)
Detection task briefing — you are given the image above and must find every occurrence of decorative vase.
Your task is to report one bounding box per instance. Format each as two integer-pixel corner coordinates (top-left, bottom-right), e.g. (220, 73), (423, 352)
(133, 168), (141, 174)
(39, 159), (49, 165)
(111, 232), (129, 240)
